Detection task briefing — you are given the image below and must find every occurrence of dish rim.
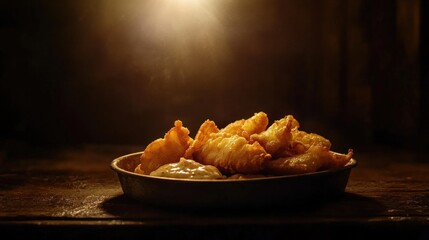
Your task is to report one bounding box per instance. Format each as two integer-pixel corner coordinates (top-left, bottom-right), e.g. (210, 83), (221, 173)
(111, 151), (358, 183)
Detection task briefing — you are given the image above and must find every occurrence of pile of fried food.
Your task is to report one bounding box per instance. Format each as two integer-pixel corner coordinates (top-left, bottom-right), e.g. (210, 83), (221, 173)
(134, 112), (353, 180)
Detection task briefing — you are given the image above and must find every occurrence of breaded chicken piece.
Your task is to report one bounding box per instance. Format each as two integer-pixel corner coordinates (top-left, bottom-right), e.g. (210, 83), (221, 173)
(221, 112), (268, 140)
(136, 120), (193, 174)
(250, 115), (294, 157)
(276, 129), (332, 157)
(193, 132), (271, 175)
(184, 120), (219, 159)
(251, 115), (332, 157)
(264, 145), (353, 175)
(324, 149), (354, 170)
(242, 112), (269, 136)
(289, 128), (332, 153)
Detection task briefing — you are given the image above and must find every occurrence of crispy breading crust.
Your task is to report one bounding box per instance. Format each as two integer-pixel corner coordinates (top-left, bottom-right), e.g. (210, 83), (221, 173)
(138, 120), (193, 174)
(194, 133), (271, 175)
(135, 112), (353, 177)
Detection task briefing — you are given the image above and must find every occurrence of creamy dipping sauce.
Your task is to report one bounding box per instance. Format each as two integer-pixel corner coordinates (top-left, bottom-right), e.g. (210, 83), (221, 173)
(149, 158), (225, 179)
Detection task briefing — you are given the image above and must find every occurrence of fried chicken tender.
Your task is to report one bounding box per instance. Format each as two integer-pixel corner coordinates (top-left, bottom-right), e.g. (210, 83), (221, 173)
(288, 128), (332, 154)
(134, 112), (353, 178)
(251, 114), (332, 157)
(184, 120), (219, 159)
(264, 145), (353, 175)
(184, 113), (271, 175)
(325, 149), (354, 170)
(136, 120), (193, 174)
(221, 112), (268, 140)
(250, 115), (294, 157)
(193, 132), (271, 175)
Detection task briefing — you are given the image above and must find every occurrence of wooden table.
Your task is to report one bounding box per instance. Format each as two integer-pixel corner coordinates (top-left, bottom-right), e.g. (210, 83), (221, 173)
(1, 145), (428, 239)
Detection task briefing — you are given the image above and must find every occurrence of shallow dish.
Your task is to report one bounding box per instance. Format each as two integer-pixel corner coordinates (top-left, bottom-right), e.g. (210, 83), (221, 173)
(111, 152), (357, 209)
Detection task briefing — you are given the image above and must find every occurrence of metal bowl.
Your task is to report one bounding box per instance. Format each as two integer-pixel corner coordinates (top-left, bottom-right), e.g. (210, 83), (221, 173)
(111, 152), (357, 209)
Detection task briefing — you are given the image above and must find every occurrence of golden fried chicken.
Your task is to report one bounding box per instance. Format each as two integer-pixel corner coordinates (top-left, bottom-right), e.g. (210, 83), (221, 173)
(193, 132), (271, 175)
(251, 114), (332, 157)
(289, 128), (332, 154)
(184, 120), (219, 159)
(133, 112), (353, 179)
(264, 145), (353, 175)
(242, 112), (269, 136)
(249, 115), (294, 157)
(324, 149), (354, 170)
(221, 112), (268, 140)
(136, 120), (193, 174)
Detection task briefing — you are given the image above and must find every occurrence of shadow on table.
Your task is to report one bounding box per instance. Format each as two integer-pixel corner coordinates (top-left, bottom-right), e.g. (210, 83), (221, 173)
(98, 193), (404, 240)
(101, 192), (387, 219)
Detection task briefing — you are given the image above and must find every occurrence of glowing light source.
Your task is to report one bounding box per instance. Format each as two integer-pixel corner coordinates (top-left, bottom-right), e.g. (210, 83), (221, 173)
(140, 0), (228, 81)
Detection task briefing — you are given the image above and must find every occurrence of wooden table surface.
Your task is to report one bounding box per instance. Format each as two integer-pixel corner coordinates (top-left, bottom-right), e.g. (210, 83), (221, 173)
(1, 145), (428, 239)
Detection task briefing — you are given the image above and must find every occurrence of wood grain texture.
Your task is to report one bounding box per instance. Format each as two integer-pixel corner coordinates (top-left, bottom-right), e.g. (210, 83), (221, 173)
(0, 145), (428, 239)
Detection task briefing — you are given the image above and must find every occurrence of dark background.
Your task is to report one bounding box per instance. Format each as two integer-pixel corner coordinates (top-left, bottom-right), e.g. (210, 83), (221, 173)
(0, 0), (427, 154)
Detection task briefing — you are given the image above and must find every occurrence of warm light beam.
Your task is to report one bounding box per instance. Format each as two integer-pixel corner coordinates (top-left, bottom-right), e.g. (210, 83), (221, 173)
(140, 0), (229, 81)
